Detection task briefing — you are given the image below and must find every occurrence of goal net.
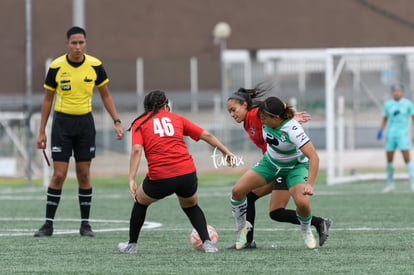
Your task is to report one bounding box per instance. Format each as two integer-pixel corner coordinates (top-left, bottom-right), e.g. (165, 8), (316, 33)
(224, 47), (414, 185)
(325, 47), (414, 185)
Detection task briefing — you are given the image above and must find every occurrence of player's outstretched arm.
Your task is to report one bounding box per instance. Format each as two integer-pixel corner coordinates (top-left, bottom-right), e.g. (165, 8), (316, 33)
(199, 130), (236, 167)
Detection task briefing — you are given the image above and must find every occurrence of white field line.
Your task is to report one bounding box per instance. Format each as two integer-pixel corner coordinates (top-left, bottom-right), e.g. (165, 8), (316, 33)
(0, 217), (130, 223)
(1, 217), (414, 237)
(0, 218), (161, 236)
(0, 194), (125, 200)
(2, 190), (413, 200)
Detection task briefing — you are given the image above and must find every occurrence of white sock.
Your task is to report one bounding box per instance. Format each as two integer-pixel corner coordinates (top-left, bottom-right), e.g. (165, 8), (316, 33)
(297, 214), (312, 232)
(386, 163), (394, 186)
(405, 162), (414, 186)
(231, 197), (247, 231)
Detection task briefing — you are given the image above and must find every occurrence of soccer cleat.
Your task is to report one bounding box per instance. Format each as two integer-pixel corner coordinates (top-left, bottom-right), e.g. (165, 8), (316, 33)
(226, 240), (257, 249)
(202, 240), (218, 253)
(315, 218), (332, 246)
(302, 229), (316, 249)
(34, 222), (53, 237)
(244, 239), (257, 249)
(80, 222), (95, 237)
(235, 221), (253, 250)
(118, 242), (137, 254)
(382, 185), (395, 193)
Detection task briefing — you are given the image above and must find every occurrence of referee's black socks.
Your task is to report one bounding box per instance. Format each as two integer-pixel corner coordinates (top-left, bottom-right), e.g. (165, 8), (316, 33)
(79, 188), (93, 223)
(45, 187), (62, 223)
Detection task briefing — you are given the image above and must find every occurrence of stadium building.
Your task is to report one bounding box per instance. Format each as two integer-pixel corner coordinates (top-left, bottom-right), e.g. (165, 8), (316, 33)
(2, 0), (414, 182)
(2, 0), (414, 98)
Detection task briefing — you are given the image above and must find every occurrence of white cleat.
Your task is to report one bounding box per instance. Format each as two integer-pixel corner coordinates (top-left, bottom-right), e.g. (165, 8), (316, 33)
(235, 221), (252, 250)
(202, 240), (218, 253)
(302, 230), (316, 249)
(118, 242), (137, 254)
(382, 185), (395, 193)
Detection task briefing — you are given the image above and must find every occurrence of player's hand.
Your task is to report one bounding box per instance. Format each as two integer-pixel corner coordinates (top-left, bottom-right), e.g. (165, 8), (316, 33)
(129, 180), (138, 202)
(294, 111), (312, 124)
(115, 124), (124, 140)
(303, 183), (314, 196)
(225, 152), (237, 167)
(376, 129), (383, 140)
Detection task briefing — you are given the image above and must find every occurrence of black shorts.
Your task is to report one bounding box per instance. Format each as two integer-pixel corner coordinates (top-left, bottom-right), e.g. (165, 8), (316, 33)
(51, 112), (96, 162)
(272, 176), (289, 190)
(142, 172), (198, 200)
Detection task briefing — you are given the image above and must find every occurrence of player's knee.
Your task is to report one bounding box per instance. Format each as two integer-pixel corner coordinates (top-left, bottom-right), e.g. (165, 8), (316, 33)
(269, 208), (285, 222)
(179, 195), (198, 208)
(295, 196), (310, 209)
(231, 186), (245, 201)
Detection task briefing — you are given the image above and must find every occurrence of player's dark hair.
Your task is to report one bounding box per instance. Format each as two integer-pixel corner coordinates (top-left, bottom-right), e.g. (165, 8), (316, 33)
(391, 84), (404, 92)
(67, 26), (86, 39)
(227, 82), (269, 110)
(257, 96), (295, 120)
(128, 90), (169, 132)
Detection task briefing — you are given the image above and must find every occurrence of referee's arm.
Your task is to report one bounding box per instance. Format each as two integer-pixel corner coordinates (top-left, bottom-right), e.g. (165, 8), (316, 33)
(98, 85), (124, 139)
(37, 89), (55, 148)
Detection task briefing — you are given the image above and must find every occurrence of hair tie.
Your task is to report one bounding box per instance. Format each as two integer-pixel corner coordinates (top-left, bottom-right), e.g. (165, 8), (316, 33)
(228, 92), (246, 102)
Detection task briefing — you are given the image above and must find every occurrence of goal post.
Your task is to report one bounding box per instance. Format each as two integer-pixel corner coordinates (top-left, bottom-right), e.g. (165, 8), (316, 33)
(325, 47), (414, 185)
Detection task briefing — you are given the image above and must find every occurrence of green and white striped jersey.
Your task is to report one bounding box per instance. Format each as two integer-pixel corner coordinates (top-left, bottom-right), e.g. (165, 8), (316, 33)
(262, 119), (310, 167)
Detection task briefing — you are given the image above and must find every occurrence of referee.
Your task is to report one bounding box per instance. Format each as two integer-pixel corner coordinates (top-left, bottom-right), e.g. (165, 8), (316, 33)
(34, 26), (124, 237)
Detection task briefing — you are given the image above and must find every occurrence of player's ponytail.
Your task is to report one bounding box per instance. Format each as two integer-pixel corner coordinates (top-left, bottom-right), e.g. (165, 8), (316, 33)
(257, 96), (295, 120)
(128, 90), (169, 132)
(228, 82), (270, 110)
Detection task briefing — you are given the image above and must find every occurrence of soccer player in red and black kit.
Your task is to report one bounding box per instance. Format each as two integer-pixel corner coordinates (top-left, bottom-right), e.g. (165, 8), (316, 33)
(118, 90), (235, 253)
(34, 26), (124, 237)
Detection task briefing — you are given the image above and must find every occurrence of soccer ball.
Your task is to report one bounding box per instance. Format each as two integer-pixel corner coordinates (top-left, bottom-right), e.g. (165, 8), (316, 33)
(190, 225), (218, 251)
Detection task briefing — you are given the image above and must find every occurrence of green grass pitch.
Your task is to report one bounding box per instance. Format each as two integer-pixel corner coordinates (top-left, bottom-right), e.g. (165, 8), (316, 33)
(0, 174), (413, 274)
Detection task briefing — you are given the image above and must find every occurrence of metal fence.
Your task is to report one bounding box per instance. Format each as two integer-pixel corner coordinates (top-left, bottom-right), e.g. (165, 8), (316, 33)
(3, 48), (414, 179)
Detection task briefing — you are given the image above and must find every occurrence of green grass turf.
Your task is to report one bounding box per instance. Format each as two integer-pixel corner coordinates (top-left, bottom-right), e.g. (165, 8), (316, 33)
(0, 174), (413, 274)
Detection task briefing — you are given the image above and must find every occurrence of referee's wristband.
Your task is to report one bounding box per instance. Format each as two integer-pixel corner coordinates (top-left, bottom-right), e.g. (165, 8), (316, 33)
(113, 119), (121, 125)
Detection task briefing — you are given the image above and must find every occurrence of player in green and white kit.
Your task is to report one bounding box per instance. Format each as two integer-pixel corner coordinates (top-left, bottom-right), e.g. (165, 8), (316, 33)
(231, 96), (320, 249)
(377, 84), (414, 192)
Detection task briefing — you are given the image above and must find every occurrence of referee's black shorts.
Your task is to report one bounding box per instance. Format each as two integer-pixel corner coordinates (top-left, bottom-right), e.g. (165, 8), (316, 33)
(142, 172), (198, 200)
(51, 112), (96, 162)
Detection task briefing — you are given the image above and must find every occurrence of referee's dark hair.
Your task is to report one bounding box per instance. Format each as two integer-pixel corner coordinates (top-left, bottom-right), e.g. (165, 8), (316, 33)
(67, 26), (86, 39)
